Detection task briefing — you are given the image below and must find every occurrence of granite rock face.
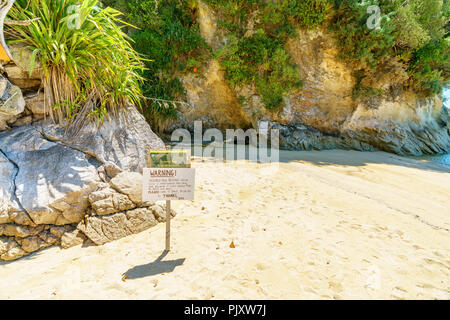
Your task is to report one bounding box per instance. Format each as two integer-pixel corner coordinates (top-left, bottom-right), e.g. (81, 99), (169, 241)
(0, 107), (171, 261)
(0, 125), (101, 225)
(39, 107), (166, 172)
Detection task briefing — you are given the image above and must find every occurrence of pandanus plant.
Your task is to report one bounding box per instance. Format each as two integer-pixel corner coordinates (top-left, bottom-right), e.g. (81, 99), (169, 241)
(1, 0), (145, 134)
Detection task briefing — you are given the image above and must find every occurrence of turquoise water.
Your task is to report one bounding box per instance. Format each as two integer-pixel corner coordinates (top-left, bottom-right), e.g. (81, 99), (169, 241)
(434, 89), (449, 169)
(413, 154), (450, 170)
(406, 88), (450, 170)
(444, 88), (449, 109)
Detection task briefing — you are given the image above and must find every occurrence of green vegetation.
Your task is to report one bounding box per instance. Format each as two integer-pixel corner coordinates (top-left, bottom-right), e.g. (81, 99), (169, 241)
(206, 0), (331, 110)
(10, 0), (446, 129)
(6, 0), (144, 124)
(331, 0), (449, 96)
(100, 0), (331, 121)
(215, 30), (302, 110)
(93, 0), (449, 128)
(103, 0), (210, 131)
(207, 0), (448, 99)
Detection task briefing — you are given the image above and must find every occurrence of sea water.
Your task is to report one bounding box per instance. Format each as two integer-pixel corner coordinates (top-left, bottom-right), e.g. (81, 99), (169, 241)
(444, 87), (449, 110)
(435, 88), (450, 169)
(413, 88), (450, 170)
(414, 154), (450, 170)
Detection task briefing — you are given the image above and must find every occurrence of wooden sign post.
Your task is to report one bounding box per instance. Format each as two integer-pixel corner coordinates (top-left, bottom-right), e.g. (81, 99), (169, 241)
(143, 150), (194, 251)
(165, 200), (171, 251)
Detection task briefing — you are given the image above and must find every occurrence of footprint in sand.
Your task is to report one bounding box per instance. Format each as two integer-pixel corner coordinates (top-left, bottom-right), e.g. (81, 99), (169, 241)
(432, 250), (446, 259)
(424, 258), (449, 269)
(255, 263), (267, 271)
(416, 283), (436, 290)
(303, 286), (319, 295)
(328, 281), (344, 293)
(391, 286), (408, 299)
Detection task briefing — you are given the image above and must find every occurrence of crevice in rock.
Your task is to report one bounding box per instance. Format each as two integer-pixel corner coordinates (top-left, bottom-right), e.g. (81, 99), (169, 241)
(35, 128), (106, 165)
(0, 147), (35, 224)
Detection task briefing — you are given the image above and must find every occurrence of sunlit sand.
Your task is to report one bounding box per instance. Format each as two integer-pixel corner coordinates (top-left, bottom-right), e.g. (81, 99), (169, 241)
(0, 150), (449, 300)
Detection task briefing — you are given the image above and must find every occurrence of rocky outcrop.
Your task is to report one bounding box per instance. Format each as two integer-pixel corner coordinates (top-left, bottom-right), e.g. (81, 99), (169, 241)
(0, 39), (170, 261)
(175, 4), (450, 156)
(275, 30), (450, 155)
(179, 59), (252, 131)
(0, 124), (101, 225)
(0, 75), (25, 130)
(38, 107), (166, 172)
(0, 29), (174, 261)
(270, 97), (450, 155)
(0, 162), (173, 261)
(78, 207), (161, 246)
(3, 43), (42, 93)
(0, 105), (170, 261)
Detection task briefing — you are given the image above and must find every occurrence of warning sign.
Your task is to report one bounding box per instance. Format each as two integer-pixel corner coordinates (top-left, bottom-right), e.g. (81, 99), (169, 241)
(142, 168), (195, 202)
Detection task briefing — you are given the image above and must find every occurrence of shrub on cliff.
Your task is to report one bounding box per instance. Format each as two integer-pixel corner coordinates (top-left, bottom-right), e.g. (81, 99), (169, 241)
(103, 0), (210, 131)
(207, 0), (327, 110)
(6, 0), (144, 124)
(216, 29), (302, 110)
(206, 0), (449, 99)
(331, 0), (449, 96)
(102, 0), (448, 120)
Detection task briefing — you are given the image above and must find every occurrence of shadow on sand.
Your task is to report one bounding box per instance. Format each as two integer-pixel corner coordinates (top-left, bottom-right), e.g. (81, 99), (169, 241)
(277, 150), (450, 173)
(123, 250), (185, 280)
(190, 144), (450, 174)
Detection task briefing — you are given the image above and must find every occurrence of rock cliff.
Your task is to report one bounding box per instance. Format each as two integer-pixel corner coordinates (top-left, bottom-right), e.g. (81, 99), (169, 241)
(175, 3), (450, 156)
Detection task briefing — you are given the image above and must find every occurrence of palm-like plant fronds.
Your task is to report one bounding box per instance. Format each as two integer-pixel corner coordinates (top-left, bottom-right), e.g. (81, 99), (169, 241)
(5, 0), (145, 127)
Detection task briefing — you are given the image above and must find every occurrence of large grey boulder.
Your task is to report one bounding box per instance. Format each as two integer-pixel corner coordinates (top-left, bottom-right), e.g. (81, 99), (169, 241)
(0, 150), (16, 223)
(41, 106), (166, 172)
(0, 76), (25, 130)
(0, 106), (171, 261)
(0, 125), (101, 225)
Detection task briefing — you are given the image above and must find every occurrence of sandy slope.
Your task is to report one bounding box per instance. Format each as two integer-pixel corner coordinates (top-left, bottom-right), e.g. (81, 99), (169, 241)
(0, 150), (449, 300)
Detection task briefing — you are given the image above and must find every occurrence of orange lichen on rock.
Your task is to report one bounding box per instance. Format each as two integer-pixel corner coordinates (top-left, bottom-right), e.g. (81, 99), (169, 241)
(0, 45), (10, 63)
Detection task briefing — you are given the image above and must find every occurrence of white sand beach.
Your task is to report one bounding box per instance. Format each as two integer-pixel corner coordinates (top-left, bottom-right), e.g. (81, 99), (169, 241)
(0, 150), (449, 300)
